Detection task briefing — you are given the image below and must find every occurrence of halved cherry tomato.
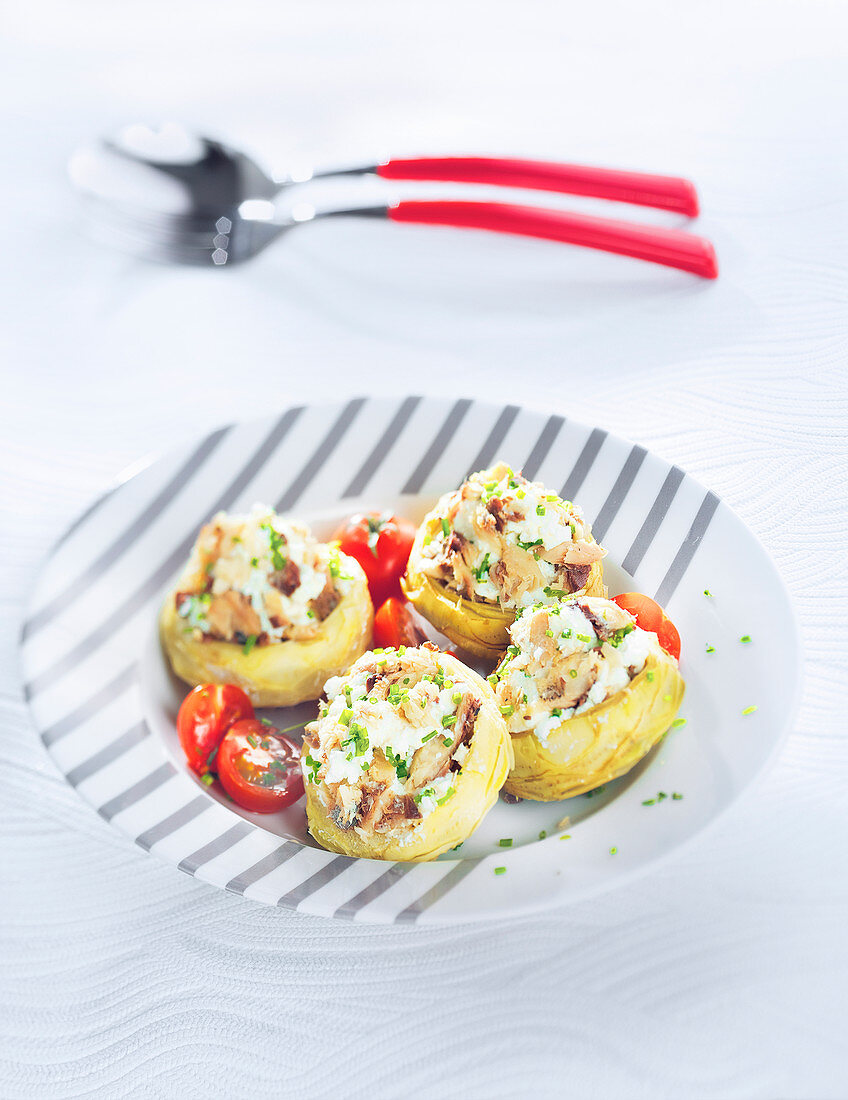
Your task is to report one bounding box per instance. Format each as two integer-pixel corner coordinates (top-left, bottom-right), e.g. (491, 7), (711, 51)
(177, 684), (254, 776)
(333, 512), (416, 607)
(216, 719), (304, 813)
(611, 592), (681, 660)
(373, 596), (428, 649)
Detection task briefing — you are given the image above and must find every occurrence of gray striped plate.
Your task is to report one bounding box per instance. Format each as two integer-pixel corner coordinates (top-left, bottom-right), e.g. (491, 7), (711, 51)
(20, 397), (800, 923)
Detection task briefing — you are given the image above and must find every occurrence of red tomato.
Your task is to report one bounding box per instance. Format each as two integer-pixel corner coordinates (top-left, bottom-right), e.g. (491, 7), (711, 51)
(611, 593), (682, 660)
(373, 597), (427, 649)
(333, 512), (416, 607)
(216, 719), (304, 813)
(177, 684), (254, 776)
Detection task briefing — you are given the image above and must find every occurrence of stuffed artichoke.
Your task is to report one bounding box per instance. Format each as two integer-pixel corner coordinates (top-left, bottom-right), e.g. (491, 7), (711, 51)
(302, 644), (513, 861)
(160, 504), (373, 707)
(402, 461), (606, 659)
(491, 596), (684, 800)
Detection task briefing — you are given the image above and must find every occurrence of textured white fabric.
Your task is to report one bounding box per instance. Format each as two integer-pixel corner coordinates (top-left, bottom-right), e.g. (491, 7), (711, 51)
(2, 1), (847, 1096)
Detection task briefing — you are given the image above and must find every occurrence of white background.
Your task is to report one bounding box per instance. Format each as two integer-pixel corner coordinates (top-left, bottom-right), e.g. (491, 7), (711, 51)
(2, 1), (847, 1097)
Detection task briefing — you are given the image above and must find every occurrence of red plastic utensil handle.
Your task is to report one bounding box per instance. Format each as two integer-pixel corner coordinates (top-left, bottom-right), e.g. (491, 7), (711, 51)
(377, 156), (699, 217)
(387, 200), (718, 279)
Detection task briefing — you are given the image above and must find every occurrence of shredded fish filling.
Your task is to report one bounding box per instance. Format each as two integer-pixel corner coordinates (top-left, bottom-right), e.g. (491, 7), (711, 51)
(492, 597), (663, 745)
(174, 504), (353, 646)
(302, 646), (481, 837)
(417, 461), (605, 609)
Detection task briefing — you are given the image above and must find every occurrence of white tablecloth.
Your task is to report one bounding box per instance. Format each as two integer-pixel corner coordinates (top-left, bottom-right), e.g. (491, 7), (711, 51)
(2, 2), (847, 1096)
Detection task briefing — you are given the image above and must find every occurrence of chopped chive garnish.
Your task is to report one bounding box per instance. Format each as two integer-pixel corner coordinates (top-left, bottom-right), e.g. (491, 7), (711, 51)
(436, 788), (455, 806)
(671, 718), (687, 729)
(646, 670), (655, 682)
(706, 644), (715, 654)
(242, 634), (258, 655)
(663, 694), (672, 702)
(499, 704), (514, 716)
(494, 866), (507, 875)
(551, 708), (562, 717)
(657, 791), (668, 801)
(442, 736), (453, 747)
(569, 669), (578, 679)
(740, 635), (751, 643)
(339, 708), (353, 726)
(560, 834), (571, 840)
(452, 692), (462, 704)
(538, 830), (547, 840)
(642, 799), (656, 806)
(440, 516), (451, 537)
(475, 553), (491, 581)
(543, 586), (569, 599)
(609, 846), (618, 855)
(672, 792), (683, 800)
(609, 625), (634, 648)
(200, 773), (214, 786)
(704, 589), (713, 597)
(742, 705), (758, 716)
(247, 735), (258, 748)
(536, 504), (546, 516)
(442, 714), (457, 727)
(498, 838), (513, 847)
(421, 730), (438, 742)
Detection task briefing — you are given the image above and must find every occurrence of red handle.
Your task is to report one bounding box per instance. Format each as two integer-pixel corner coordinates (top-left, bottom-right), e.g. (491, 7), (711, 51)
(387, 200), (718, 279)
(377, 156), (699, 217)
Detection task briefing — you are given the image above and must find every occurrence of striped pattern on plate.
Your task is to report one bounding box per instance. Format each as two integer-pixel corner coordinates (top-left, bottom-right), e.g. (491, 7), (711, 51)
(21, 396), (787, 924)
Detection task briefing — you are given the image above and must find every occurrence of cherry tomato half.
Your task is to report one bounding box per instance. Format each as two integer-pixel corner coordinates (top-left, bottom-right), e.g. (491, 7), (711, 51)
(611, 592), (682, 660)
(373, 597), (428, 649)
(177, 684), (254, 776)
(333, 512), (416, 608)
(216, 719), (304, 813)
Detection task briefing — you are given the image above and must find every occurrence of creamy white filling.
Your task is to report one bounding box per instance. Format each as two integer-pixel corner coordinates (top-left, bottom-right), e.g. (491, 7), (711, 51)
(421, 465), (595, 606)
(187, 503), (351, 640)
(499, 598), (662, 745)
(308, 656), (472, 819)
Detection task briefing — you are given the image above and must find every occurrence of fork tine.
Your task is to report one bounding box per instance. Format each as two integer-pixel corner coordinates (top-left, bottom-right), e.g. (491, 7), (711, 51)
(81, 198), (223, 263)
(84, 215), (217, 264)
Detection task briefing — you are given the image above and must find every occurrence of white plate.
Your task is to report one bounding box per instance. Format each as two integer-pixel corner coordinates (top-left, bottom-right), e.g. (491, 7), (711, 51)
(20, 396), (800, 924)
